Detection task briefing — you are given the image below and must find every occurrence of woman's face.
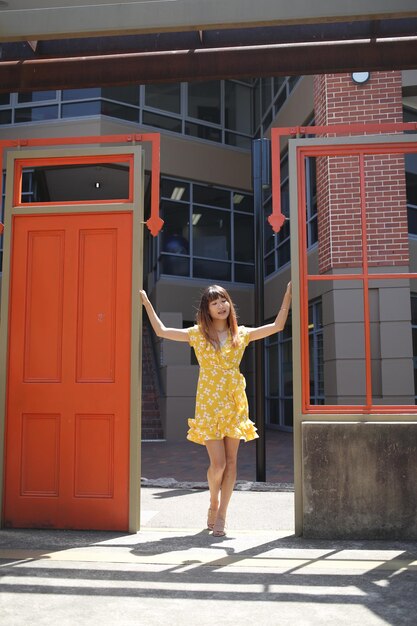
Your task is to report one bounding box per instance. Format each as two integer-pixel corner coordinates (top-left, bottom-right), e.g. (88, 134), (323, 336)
(208, 296), (230, 320)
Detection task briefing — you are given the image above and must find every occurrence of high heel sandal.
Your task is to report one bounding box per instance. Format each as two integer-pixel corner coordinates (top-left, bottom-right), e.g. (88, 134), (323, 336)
(212, 516), (226, 537)
(207, 508), (217, 530)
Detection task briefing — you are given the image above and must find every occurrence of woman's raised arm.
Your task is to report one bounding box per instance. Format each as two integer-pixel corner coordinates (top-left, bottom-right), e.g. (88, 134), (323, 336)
(247, 282), (292, 342)
(140, 290), (190, 342)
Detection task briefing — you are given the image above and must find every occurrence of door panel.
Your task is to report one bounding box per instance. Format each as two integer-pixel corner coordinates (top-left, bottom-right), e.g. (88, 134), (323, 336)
(4, 211), (132, 530)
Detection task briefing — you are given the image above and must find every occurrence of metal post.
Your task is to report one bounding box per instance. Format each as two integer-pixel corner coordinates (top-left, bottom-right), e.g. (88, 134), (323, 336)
(252, 138), (270, 482)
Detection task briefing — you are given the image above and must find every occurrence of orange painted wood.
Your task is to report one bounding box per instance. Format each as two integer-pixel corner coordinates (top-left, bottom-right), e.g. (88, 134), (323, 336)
(4, 211), (132, 530)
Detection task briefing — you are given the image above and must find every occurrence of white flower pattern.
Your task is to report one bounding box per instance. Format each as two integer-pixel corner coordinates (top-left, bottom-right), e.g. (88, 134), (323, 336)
(187, 325), (259, 446)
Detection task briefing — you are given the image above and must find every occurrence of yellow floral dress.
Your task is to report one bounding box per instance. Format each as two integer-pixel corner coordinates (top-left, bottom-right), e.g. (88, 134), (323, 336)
(187, 325), (259, 445)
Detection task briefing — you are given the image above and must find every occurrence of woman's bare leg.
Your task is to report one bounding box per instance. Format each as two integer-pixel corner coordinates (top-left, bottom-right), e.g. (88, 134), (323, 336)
(205, 440), (226, 512)
(217, 437), (240, 520)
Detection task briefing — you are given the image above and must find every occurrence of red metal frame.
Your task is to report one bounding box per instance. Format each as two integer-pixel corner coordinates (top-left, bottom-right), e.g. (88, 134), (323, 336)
(271, 123), (417, 415)
(0, 133), (163, 236)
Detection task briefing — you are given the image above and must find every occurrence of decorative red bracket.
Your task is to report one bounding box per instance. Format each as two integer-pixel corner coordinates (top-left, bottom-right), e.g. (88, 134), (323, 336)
(0, 132), (164, 237)
(270, 122), (417, 234)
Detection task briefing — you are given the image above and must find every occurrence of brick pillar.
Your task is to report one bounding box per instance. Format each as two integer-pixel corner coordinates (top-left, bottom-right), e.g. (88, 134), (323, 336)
(314, 72), (409, 273)
(312, 72), (413, 404)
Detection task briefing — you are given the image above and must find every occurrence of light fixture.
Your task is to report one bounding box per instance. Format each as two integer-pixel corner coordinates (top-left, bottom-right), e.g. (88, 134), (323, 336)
(351, 72), (370, 85)
(192, 213), (202, 226)
(94, 181), (101, 189)
(233, 193), (245, 205)
(170, 186), (185, 201)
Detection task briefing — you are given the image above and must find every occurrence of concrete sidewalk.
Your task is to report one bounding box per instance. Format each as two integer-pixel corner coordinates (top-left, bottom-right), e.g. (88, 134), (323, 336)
(1, 488), (417, 626)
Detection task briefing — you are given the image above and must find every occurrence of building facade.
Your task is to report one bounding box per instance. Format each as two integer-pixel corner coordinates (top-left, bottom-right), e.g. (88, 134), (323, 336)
(1, 70), (417, 440)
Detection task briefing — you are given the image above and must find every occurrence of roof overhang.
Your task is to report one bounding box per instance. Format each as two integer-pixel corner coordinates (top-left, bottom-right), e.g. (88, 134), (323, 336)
(1, 0), (417, 92)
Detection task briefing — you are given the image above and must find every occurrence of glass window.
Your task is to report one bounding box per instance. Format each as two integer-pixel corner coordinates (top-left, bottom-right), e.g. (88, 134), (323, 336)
(14, 106), (58, 123)
(406, 153), (417, 236)
(62, 88), (101, 100)
(0, 94), (10, 106)
(224, 133), (252, 150)
(233, 192), (253, 213)
(225, 81), (252, 134)
(154, 178), (254, 284)
(193, 259), (231, 282)
(193, 184), (230, 209)
(234, 213), (254, 262)
(161, 179), (190, 203)
(145, 83), (181, 113)
(101, 101), (138, 122)
(159, 201), (190, 278)
(62, 101), (101, 118)
(20, 162), (130, 203)
(102, 85), (139, 106)
(0, 110), (12, 125)
(261, 78), (272, 117)
(160, 201), (190, 253)
(193, 207), (230, 260)
(188, 81), (221, 124)
(265, 312), (294, 429)
(235, 263), (254, 283)
(185, 122), (221, 143)
(17, 91), (56, 103)
(143, 111), (182, 133)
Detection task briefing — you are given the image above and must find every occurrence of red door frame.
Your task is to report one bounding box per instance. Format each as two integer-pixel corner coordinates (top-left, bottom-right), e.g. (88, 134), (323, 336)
(0, 136), (162, 530)
(270, 123), (417, 416)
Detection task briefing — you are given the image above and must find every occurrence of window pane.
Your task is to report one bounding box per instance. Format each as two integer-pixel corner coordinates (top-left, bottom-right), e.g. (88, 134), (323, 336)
(193, 185), (230, 208)
(234, 214), (254, 262)
(160, 201), (190, 253)
(268, 399), (280, 425)
(193, 207), (230, 260)
(225, 81), (252, 133)
(265, 252), (275, 276)
(160, 254), (190, 277)
(161, 179), (190, 202)
(145, 83), (181, 113)
(0, 110), (12, 125)
(408, 207), (417, 236)
(185, 122), (221, 143)
(261, 78), (272, 117)
(278, 239), (290, 267)
(62, 88), (101, 100)
(268, 343), (279, 395)
(233, 192), (253, 213)
(412, 296), (417, 326)
(235, 263), (254, 283)
(406, 156), (417, 206)
(15, 106), (58, 123)
(62, 101), (101, 118)
(102, 85), (139, 106)
(283, 399), (293, 427)
(18, 91), (56, 103)
(143, 111), (182, 133)
(225, 133), (252, 150)
(0, 94), (10, 106)
(193, 259), (231, 281)
(101, 101), (138, 122)
(20, 162), (129, 203)
(188, 81), (220, 124)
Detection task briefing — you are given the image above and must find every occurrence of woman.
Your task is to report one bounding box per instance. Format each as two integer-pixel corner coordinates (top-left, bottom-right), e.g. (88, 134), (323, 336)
(140, 282), (291, 536)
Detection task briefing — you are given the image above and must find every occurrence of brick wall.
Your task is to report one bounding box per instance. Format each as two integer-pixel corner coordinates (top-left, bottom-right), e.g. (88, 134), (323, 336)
(313, 72), (409, 272)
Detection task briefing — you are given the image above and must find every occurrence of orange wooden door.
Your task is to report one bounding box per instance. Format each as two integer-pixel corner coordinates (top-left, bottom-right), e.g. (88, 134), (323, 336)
(3, 211), (132, 530)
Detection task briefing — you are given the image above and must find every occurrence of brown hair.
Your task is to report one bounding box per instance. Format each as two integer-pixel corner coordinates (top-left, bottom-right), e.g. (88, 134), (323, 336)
(196, 285), (239, 349)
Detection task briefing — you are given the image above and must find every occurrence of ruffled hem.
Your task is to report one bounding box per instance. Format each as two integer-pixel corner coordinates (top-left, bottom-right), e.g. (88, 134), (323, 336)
(186, 417), (259, 446)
